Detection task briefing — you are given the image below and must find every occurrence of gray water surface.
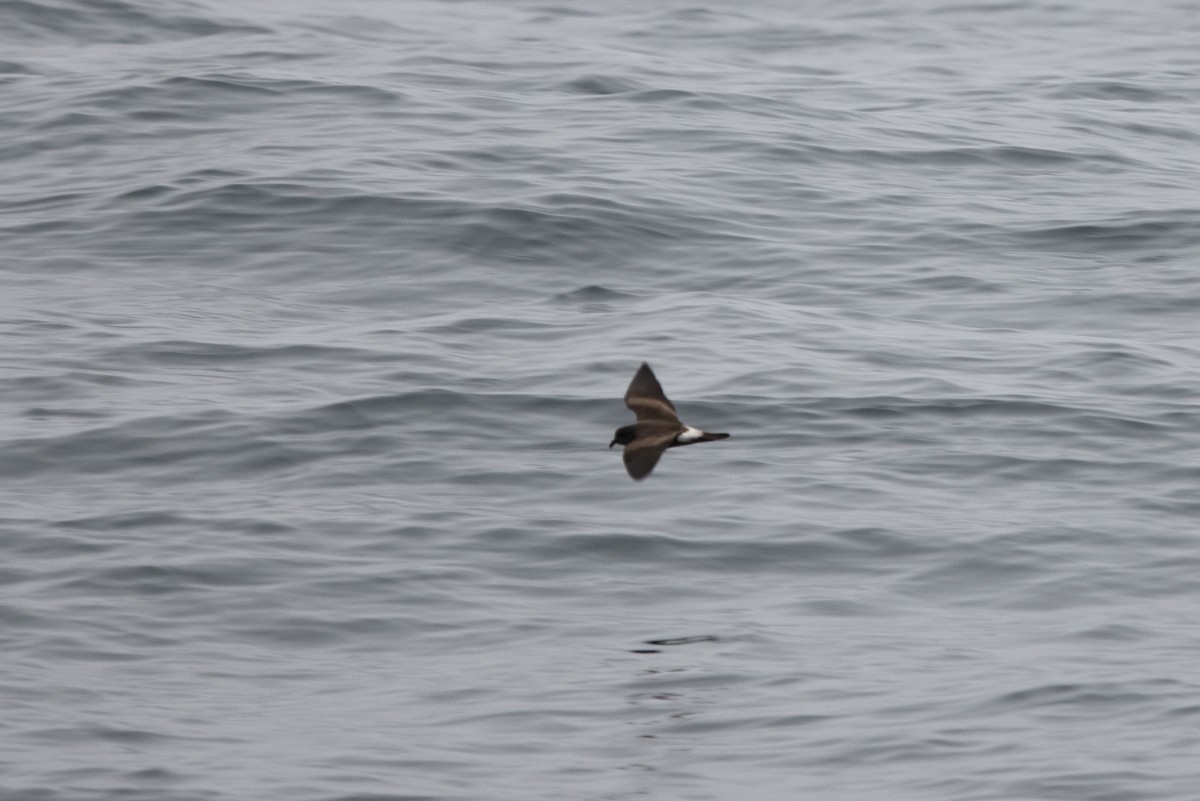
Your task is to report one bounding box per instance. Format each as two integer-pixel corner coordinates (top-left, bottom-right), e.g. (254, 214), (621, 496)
(3, 1), (1200, 799)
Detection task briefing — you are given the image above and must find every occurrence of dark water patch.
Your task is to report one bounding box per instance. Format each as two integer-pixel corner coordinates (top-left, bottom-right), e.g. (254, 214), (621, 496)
(1132, 491), (1200, 516)
(519, 525), (934, 580)
(930, 2), (1049, 15)
(149, 74), (282, 97)
(323, 795), (443, 801)
(33, 637), (155, 662)
(1068, 623), (1149, 643)
(127, 180), (340, 218)
(0, 0), (270, 44)
(53, 509), (292, 536)
(560, 74), (644, 95)
(132, 73), (407, 106)
(27, 110), (108, 136)
(644, 635), (720, 646)
(982, 680), (1180, 716)
(1010, 567), (1171, 610)
(22, 405), (107, 421)
(298, 13), (407, 42)
(58, 561), (278, 596)
(1012, 770), (1169, 801)
(275, 389), (504, 436)
(0, 58), (35, 74)
(808, 143), (1107, 170)
(225, 611), (444, 648)
(1, 410), (317, 482)
(626, 88), (723, 108)
(65, 74), (290, 128)
(104, 339), (379, 369)
(902, 552), (1045, 603)
(28, 723), (206, 745)
(0, 602), (52, 628)
(451, 196), (705, 264)
(1107, 118), (1200, 144)
(1041, 341), (1182, 372)
(114, 183), (176, 203)
(420, 315), (558, 338)
(282, 79), (404, 105)
(907, 452), (1151, 485)
(548, 285), (638, 305)
(1014, 211), (1200, 251)
(1165, 704), (1200, 719)
(1046, 80), (1183, 103)
(902, 273), (1007, 294)
(177, 167), (250, 184)
(274, 397), (398, 435)
(33, 183), (724, 272)
(423, 142), (558, 171)
(125, 767), (184, 783)
(525, 5), (598, 19)
(801, 598), (880, 617)
(829, 395), (1084, 421)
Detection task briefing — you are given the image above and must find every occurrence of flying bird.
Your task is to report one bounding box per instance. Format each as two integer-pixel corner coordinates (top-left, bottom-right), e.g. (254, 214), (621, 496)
(609, 362), (729, 480)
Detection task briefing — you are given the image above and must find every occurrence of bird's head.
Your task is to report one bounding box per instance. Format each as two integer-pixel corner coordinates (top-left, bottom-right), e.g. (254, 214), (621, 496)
(609, 425), (637, 449)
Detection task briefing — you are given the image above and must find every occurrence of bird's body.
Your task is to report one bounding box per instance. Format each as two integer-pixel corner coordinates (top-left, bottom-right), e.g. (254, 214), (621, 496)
(609, 363), (729, 480)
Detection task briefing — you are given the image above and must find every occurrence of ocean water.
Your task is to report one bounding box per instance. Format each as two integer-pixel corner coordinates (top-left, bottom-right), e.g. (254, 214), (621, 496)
(3, 0), (1200, 799)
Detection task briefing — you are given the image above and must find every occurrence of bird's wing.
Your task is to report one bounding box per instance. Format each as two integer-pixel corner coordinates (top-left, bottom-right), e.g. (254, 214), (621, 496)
(624, 363), (679, 423)
(623, 433), (676, 480)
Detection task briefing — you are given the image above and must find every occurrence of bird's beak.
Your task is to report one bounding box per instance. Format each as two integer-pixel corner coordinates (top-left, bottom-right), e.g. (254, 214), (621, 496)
(608, 440), (616, 449)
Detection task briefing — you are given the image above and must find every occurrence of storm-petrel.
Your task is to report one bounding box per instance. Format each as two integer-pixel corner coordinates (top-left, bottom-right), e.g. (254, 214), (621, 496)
(609, 362), (730, 480)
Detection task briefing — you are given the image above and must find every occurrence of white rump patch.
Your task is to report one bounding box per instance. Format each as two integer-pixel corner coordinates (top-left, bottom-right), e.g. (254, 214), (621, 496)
(675, 427), (706, 444)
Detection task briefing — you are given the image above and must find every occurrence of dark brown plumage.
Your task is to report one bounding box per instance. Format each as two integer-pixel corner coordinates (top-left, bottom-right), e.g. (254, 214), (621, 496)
(609, 363), (729, 480)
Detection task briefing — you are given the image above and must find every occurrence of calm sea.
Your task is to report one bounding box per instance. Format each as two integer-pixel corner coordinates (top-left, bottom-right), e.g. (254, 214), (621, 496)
(3, 1), (1200, 799)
